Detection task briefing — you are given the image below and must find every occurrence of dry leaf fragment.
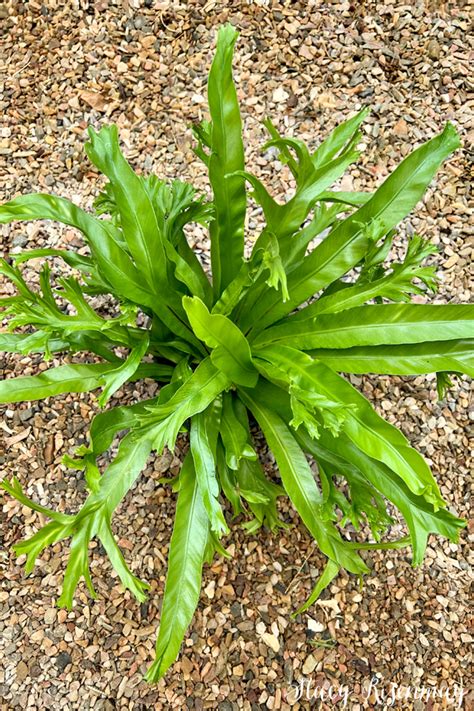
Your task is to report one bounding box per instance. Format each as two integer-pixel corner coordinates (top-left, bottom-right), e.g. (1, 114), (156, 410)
(80, 90), (108, 112)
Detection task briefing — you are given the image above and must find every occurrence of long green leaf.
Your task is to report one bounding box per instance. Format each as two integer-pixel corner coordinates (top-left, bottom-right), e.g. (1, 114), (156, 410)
(0, 362), (117, 403)
(1, 477), (71, 524)
(317, 191), (371, 207)
(11, 247), (96, 275)
(236, 456), (286, 532)
(207, 24), (246, 295)
(145, 454), (210, 682)
(0, 331), (69, 355)
(98, 334), (150, 407)
(239, 388), (368, 575)
(287, 233), (439, 319)
(235, 203), (342, 327)
(258, 304), (474, 349)
(219, 392), (256, 469)
(238, 145), (360, 245)
(311, 108), (369, 169)
(83, 431), (154, 516)
(310, 339), (474, 377)
(84, 128), (206, 353)
(57, 431), (154, 608)
(216, 440), (243, 516)
(97, 515), (150, 602)
(85, 126), (168, 289)
(5, 430), (154, 608)
(86, 397), (159, 459)
(293, 559), (340, 616)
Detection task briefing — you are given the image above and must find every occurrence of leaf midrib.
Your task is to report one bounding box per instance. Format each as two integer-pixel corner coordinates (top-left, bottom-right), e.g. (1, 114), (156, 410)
(277, 316), (473, 342)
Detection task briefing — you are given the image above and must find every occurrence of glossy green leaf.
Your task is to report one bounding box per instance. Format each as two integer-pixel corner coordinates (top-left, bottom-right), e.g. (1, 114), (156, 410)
(0, 362), (117, 403)
(287, 235), (439, 320)
(57, 431), (154, 608)
(97, 515), (150, 601)
(11, 247), (96, 275)
(310, 339), (474, 378)
(85, 126), (168, 288)
(293, 559), (340, 616)
(317, 190), (371, 207)
(237, 144), (360, 245)
(0, 331), (69, 355)
(144, 177), (213, 305)
(5, 430), (154, 609)
(219, 392), (256, 470)
(261, 232), (289, 301)
(140, 357), (231, 453)
(183, 296), (257, 386)
(84, 133), (206, 352)
(0, 193), (158, 309)
(239, 388), (368, 575)
(216, 439), (243, 516)
(1, 477), (71, 524)
(207, 24), (246, 294)
(146, 454), (210, 682)
(297, 428), (393, 539)
(311, 108), (369, 169)
(237, 456), (286, 532)
(98, 334), (150, 407)
(259, 304), (474, 350)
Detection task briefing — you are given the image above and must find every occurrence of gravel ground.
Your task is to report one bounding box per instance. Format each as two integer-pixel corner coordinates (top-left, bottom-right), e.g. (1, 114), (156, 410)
(0, 1), (473, 709)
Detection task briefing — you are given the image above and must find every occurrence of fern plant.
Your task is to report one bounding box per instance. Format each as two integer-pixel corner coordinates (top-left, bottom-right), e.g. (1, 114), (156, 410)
(1, 26), (472, 681)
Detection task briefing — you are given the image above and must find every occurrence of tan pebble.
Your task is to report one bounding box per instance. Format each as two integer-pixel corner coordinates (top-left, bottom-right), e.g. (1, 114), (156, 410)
(393, 118), (409, 136)
(405, 599), (416, 613)
(272, 87), (289, 103)
(427, 39), (441, 59)
(299, 45), (314, 60)
(204, 580), (215, 599)
(302, 654), (318, 675)
(16, 660), (29, 681)
(262, 632), (280, 653)
(180, 656), (193, 675)
(30, 629), (44, 643)
(444, 254), (458, 269)
(44, 608), (57, 625)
